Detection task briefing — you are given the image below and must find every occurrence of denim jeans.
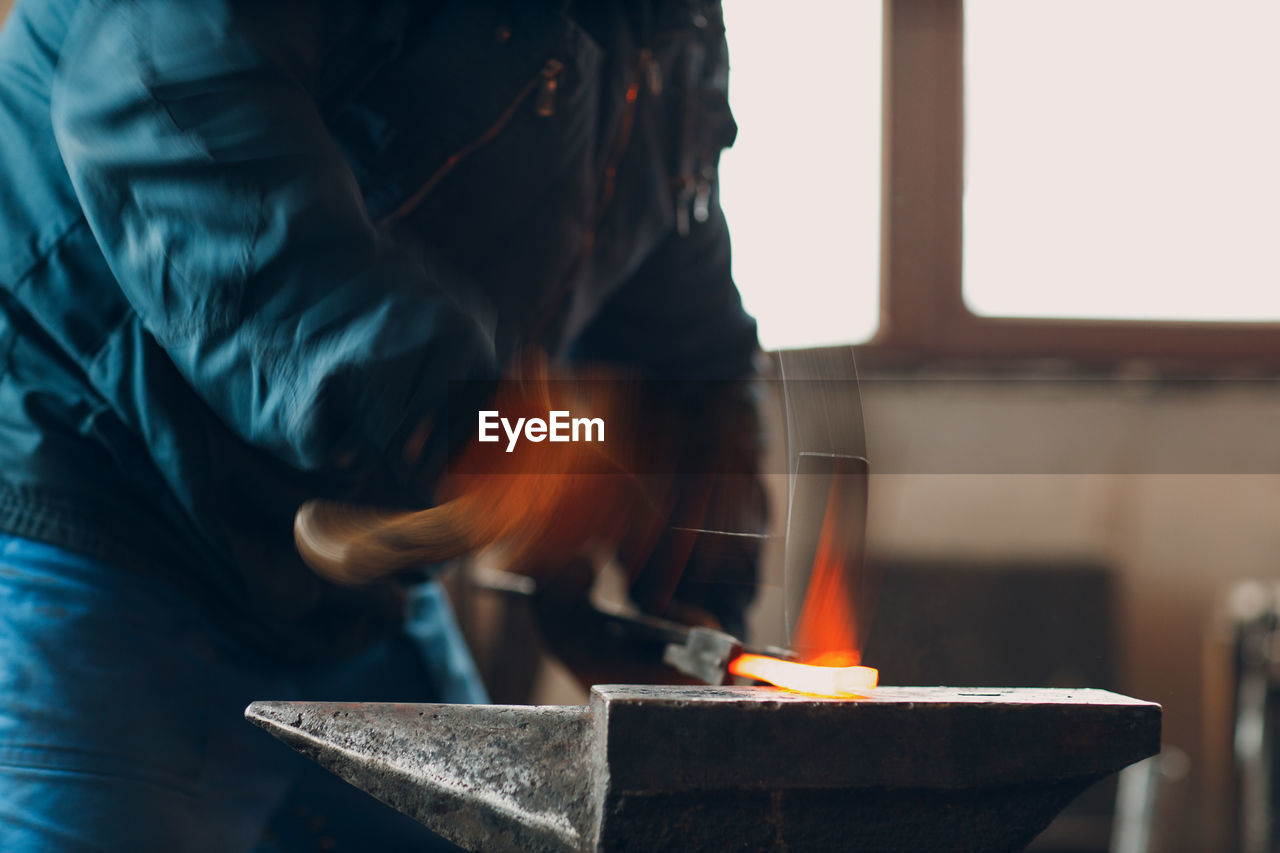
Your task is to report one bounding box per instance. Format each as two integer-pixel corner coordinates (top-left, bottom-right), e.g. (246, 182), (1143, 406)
(0, 533), (486, 852)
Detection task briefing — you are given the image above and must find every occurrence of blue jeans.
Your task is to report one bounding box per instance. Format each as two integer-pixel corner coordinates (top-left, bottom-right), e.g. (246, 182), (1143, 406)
(0, 534), (486, 852)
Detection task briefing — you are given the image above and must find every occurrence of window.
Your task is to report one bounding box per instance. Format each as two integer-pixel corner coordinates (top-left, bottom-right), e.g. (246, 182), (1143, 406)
(964, 0), (1280, 323)
(872, 0), (1280, 365)
(720, 1), (883, 350)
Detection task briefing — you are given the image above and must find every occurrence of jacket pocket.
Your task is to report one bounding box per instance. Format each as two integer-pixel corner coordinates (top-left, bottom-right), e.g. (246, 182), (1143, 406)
(378, 56), (566, 229)
(331, 4), (601, 230)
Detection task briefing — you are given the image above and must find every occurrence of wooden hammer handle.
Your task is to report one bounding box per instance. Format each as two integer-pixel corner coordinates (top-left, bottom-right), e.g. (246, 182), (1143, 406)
(294, 498), (488, 585)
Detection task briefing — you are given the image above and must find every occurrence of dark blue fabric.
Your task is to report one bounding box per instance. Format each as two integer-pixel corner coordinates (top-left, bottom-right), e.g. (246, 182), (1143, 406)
(0, 533), (482, 852)
(0, 0), (755, 660)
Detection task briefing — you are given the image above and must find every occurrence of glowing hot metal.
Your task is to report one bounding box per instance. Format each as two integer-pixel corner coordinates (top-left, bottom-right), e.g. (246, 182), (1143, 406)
(728, 653), (878, 698)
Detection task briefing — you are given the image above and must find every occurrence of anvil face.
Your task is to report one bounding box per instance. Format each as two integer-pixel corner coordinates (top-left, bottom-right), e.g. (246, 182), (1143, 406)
(246, 685), (1161, 853)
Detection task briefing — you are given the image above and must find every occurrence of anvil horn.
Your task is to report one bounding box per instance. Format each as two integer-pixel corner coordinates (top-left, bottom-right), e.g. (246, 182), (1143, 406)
(245, 700), (599, 852)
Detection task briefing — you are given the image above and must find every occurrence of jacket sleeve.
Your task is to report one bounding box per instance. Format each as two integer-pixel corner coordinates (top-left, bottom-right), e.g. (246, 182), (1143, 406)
(49, 1), (498, 486)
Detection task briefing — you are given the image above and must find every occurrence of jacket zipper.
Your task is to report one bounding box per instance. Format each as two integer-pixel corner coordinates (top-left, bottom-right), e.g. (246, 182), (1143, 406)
(593, 49), (649, 239)
(380, 58), (566, 229)
(535, 58), (565, 117)
(528, 49), (652, 343)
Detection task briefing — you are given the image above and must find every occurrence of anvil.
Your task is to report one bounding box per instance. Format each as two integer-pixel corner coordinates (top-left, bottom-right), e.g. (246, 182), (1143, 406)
(247, 684), (1160, 853)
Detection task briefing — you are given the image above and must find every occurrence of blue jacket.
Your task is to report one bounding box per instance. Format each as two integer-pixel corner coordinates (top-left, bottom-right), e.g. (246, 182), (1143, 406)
(0, 0), (757, 659)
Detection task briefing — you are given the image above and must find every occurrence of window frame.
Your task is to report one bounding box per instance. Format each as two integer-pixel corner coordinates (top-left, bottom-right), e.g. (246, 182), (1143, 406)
(867, 0), (1280, 368)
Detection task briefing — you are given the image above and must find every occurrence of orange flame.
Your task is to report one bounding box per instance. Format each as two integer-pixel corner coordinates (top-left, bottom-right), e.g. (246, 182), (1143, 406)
(730, 474), (876, 697)
(792, 474), (861, 662)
